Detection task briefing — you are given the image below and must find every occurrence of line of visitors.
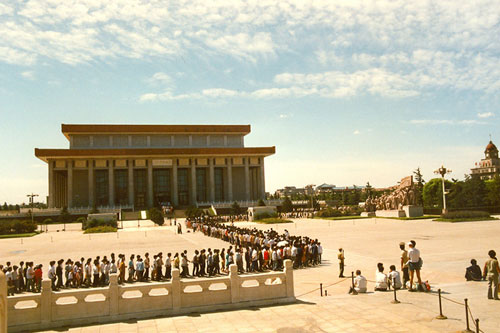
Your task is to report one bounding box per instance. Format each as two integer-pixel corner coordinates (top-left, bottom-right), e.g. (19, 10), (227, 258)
(187, 218), (323, 270)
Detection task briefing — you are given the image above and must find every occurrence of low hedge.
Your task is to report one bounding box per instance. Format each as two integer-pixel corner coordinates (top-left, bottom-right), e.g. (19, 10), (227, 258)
(82, 218), (117, 230)
(441, 210), (490, 219)
(254, 211), (278, 220)
(254, 218), (292, 224)
(83, 226), (117, 234)
(0, 220), (37, 235)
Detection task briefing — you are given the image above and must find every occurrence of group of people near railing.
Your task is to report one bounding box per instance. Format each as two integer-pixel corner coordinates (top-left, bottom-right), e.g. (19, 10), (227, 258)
(186, 218), (322, 270)
(279, 211), (315, 219)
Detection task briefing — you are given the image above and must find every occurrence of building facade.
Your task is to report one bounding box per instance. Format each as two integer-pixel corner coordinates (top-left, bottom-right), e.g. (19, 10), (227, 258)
(471, 140), (500, 180)
(35, 124), (275, 209)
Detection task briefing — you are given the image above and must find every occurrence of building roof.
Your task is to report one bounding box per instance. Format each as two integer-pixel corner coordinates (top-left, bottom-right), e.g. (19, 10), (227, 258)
(485, 140), (498, 153)
(61, 124), (251, 139)
(34, 147), (275, 162)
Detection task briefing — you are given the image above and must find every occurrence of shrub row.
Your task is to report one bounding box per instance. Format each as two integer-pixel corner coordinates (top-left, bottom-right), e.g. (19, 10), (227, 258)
(316, 206), (363, 218)
(83, 226), (117, 234)
(0, 220), (37, 235)
(82, 218), (117, 230)
(254, 211), (278, 220)
(441, 210), (490, 219)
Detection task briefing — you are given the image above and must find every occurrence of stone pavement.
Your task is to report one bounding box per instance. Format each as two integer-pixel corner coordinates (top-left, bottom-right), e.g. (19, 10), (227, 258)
(3, 217), (500, 332)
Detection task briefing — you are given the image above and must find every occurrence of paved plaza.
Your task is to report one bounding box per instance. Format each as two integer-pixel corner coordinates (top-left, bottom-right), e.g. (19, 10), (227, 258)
(2, 217), (500, 332)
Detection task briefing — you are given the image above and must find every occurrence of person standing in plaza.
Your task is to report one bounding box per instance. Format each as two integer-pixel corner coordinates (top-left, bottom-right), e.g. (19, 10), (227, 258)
(400, 242), (409, 288)
(165, 253), (172, 280)
(338, 248), (345, 278)
(408, 241), (423, 291)
(48, 261), (57, 291)
(483, 250), (500, 300)
(144, 253), (150, 281)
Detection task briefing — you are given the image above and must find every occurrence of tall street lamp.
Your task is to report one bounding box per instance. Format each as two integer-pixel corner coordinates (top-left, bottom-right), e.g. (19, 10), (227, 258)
(434, 166), (452, 214)
(27, 193), (39, 228)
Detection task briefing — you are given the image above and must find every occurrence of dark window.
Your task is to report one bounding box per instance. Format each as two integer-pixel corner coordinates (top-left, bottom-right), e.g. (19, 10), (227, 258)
(134, 169), (147, 209)
(153, 169), (171, 206)
(178, 168), (189, 205)
(214, 168), (224, 201)
(196, 168), (207, 202)
(114, 169), (128, 205)
(95, 169), (109, 206)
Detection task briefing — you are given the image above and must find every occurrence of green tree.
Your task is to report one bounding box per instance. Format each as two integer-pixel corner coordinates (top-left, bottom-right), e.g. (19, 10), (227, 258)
(486, 176), (500, 206)
(59, 206), (72, 223)
(231, 201), (242, 215)
(463, 176), (486, 208)
(423, 178), (452, 208)
(413, 167), (425, 205)
(281, 196), (293, 213)
(257, 199), (266, 206)
(148, 207), (165, 225)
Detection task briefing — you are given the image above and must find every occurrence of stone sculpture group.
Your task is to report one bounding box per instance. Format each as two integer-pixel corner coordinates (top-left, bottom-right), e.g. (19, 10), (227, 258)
(364, 176), (418, 212)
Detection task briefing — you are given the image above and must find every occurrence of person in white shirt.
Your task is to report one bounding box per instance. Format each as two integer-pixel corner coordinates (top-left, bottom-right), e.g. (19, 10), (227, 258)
(317, 243), (323, 264)
(388, 265), (402, 290)
(374, 263), (388, 291)
(408, 240), (423, 291)
(48, 261), (57, 291)
(349, 270), (367, 294)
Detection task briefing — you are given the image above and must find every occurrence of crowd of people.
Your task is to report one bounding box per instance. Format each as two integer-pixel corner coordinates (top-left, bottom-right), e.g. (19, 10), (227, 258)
(350, 240), (427, 294)
(2, 217), (323, 296)
(186, 217), (323, 270)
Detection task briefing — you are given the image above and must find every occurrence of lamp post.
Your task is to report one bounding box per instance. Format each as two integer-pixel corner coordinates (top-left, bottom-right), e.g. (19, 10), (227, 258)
(307, 184), (316, 212)
(434, 166), (452, 214)
(27, 193), (39, 228)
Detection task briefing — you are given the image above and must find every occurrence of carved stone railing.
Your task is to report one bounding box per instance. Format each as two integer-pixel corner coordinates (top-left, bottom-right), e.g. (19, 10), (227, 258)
(4, 260), (295, 332)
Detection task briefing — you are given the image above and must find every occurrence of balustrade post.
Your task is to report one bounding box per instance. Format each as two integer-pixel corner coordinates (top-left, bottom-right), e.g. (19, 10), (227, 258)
(0, 271), (7, 333)
(284, 259), (295, 299)
(40, 279), (52, 326)
(109, 273), (119, 317)
(229, 264), (240, 303)
(171, 269), (181, 311)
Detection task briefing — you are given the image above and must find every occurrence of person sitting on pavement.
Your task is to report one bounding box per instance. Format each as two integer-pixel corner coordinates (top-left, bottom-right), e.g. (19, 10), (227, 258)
(388, 265), (402, 290)
(349, 270), (367, 294)
(374, 263), (388, 291)
(465, 259), (483, 281)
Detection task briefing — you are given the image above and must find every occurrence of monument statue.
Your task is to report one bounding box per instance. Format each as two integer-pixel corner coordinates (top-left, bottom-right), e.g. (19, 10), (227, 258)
(364, 176), (419, 212)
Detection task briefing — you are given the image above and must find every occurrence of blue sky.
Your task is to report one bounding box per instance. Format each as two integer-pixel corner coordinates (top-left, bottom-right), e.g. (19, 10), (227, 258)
(1, 0), (500, 204)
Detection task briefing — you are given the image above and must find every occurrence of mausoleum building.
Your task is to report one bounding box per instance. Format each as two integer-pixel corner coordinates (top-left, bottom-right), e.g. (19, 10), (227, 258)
(35, 124), (275, 209)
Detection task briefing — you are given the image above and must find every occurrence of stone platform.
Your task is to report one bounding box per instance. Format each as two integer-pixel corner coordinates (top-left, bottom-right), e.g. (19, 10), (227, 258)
(375, 210), (406, 218)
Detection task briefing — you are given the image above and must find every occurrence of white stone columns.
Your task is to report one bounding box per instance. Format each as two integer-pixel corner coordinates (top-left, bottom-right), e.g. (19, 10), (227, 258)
(147, 159), (153, 208)
(190, 161), (197, 205)
(48, 160), (55, 208)
(108, 161), (115, 206)
(109, 273), (119, 317)
(260, 158), (266, 200)
(88, 160), (94, 208)
(284, 259), (294, 299)
(128, 159), (134, 207)
(40, 279), (52, 325)
(227, 159), (233, 202)
(67, 160), (73, 208)
(171, 269), (181, 311)
(229, 264), (240, 303)
(172, 160), (178, 206)
(244, 157), (250, 201)
(209, 158), (215, 202)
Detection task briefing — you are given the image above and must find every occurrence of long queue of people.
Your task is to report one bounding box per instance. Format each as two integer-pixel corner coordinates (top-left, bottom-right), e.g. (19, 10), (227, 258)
(187, 217), (323, 270)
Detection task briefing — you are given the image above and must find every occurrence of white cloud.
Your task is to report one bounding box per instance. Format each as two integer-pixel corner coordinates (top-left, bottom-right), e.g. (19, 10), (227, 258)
(410, 119), (485, 125)
(147, 72), (173, 86)
(478, 112), (494, 118)
(21, 71), (35, 80)
(2, 0), (499, 75)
